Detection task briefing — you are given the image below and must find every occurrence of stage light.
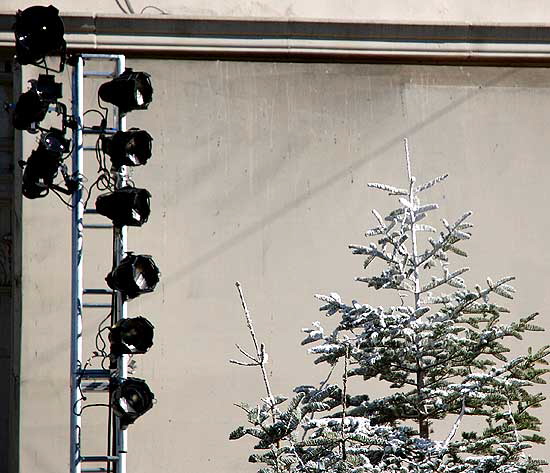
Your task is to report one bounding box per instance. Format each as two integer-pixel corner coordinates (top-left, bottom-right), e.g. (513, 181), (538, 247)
(106, 253), (160, 300)
(14, 5), (66, 68)
(21, 143), (62, 199)
(12, 75), (62, 131)
(20, 128), (72, 199)
(95, 186), (151, 227)
(109, 316), (154, 356)
(102, 128), (153, 168)
(111, 377), (154, 429)
(98, 69), (153, 115)
(41, 127), (71, 154)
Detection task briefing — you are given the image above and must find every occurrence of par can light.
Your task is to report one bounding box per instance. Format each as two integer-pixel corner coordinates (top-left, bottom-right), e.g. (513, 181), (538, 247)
(109, 316), (154, 356)
(111, 377), (154, 429)
(106, 253), (160, 300)
(20, 128), (71, 199)
(12, 89), (48, 131)
(102, 128), (153, 168)
(41, 128), (71, 154)
(12, 75), (62, 131)
(95, 186), (151, 227)
(14, 5), (66, 67)
(21, 143), (62, 199)
(98, 68), (153, 115)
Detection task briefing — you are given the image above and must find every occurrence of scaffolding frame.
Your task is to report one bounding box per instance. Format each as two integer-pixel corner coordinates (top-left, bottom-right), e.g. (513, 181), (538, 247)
(70, 54), (128, 473)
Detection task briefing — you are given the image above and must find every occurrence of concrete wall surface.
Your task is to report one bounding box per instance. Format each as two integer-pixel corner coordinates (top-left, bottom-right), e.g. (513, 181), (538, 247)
(19, 59), (550, 473)
(7, 0), (550, 22)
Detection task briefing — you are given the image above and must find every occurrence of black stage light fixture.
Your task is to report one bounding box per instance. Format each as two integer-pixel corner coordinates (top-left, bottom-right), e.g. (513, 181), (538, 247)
(109, 316), (154, 356)
(13, 75), (62, 131)
(106, 253), (160, 300)
(20, 128), (72, 199)
(98, 68), (153, 115)
(14, 5), (66, 68)
(21, 143), (62, 199)
(95, 186), (151, 227)
(41, 127), (71, 154)
(102, 128), (153, 168)
(111, 377), (154, 429)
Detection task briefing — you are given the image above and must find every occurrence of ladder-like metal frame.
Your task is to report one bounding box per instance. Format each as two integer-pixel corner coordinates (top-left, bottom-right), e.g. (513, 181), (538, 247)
(70, 54), (128, 473)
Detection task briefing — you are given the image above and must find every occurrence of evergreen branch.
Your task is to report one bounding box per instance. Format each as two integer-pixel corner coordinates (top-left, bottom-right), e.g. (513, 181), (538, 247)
(449, 277), (516, 320)
(419, 268), (469, 294)
(367, 182), (408, 196)
(372, 208), (386, 227)
(417, 211), (473, 268)
(404, 137), (412, 182)
(416, 174), (449, 193)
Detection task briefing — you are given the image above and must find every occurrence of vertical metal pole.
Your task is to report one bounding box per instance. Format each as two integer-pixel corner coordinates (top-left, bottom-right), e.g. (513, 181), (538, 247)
(70, 55), (84, 473)
(113, 55), (128, 473)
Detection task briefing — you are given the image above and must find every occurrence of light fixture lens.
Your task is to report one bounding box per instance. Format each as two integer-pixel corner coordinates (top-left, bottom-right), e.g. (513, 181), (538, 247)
(106, 253), (160, 300)
(111, 377), (154, 429)
(109, 316), (154, 355)
(41, 128), (70, 154)
(102, 128), (153, 168)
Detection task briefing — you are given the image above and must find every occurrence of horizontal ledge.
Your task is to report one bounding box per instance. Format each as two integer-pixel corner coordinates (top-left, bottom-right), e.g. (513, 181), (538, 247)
(33, 13), (550, 42)
(2, 14), (550, 62)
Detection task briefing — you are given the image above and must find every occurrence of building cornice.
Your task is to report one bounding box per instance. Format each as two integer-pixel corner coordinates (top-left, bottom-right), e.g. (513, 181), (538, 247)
(3, 12), (550, 63)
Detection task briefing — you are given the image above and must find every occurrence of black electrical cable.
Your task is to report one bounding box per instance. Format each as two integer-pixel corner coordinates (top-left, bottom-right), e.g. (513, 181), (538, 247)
(82, 132), (117, 209)
(97, 95), (109, 125)
(61, 137), (76, 162)
(51, 187), (76, 209)
(96, 313), (112, 370)
(140, 5), (168, 14)
(95, 312), (111, 354)
(83, 109), (106, 121)
(79, 403), (110, 414)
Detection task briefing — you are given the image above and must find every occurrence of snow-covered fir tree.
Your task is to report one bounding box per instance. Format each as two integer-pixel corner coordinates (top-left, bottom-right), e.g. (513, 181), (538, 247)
(230, 141), (550, 472)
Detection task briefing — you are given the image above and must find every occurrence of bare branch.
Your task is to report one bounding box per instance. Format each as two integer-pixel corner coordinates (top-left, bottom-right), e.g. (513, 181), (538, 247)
(230, 359), (260, 367)
(235, 344), (258, 363)
(234, 282), (276, 410)
(443, 396), (466, 449)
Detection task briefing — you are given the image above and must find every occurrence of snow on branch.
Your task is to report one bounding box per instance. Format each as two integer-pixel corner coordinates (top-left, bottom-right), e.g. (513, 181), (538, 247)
(415, 174), (449, 193)
(367, 182), (408, 196)
(419, 267), (470, 293)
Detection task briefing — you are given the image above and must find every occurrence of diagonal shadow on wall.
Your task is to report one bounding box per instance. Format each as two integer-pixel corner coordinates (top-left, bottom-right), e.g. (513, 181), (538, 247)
(165, 68), (518, 286)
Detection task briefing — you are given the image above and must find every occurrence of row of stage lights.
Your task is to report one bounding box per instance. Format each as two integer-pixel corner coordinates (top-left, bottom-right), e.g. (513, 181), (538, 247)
(11, 5), (159, 428)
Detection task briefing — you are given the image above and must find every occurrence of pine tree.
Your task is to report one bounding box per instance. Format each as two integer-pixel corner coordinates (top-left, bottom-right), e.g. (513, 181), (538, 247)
(230, 141), (550, 472)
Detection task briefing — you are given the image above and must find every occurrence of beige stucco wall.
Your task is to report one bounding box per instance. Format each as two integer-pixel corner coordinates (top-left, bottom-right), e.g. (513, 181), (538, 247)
(6, 0), (550, 22)
(18, 58), (550, 472)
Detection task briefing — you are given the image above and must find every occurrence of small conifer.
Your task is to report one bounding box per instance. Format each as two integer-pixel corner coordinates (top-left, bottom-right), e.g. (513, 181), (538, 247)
(230, 141), (549, 472)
